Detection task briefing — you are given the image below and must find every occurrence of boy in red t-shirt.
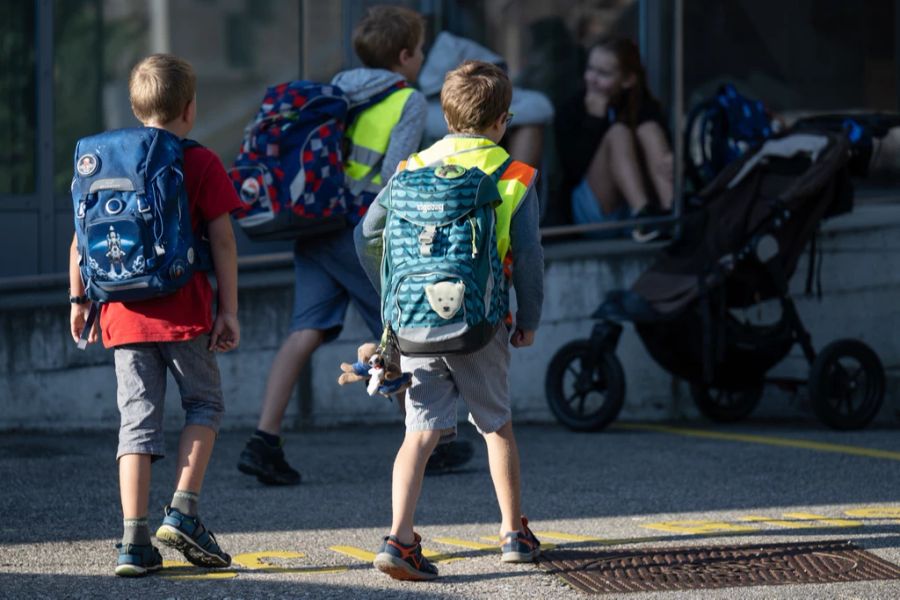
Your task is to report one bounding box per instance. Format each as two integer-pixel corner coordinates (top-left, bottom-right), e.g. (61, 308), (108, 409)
(68, 54), (241, 577)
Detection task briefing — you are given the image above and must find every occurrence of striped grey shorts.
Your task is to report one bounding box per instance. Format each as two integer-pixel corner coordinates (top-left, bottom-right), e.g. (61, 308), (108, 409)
(401, 324), (512, 439)
(113, 335), (225, 461)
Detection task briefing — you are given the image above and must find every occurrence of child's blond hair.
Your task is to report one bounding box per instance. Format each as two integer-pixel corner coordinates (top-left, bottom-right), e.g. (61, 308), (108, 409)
(352, 5), (424, 70)
(129, 54), (196, 124)
(440, 61), (512, 134)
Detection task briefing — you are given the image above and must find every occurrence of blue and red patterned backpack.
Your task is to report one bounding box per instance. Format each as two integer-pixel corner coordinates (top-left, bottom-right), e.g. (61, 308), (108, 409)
(230, 80), (404, 241)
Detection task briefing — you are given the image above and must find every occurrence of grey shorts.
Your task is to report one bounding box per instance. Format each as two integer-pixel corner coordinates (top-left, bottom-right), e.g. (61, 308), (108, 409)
(401, 324), (512, 440)
(114, 335), (225, 461)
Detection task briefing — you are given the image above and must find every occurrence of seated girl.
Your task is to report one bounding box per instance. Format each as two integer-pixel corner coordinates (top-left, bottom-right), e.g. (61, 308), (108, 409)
(556, 37), (673, 241)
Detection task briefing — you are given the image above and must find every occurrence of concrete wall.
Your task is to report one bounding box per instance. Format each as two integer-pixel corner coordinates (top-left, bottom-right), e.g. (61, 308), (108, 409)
(2, 204), (900, 431)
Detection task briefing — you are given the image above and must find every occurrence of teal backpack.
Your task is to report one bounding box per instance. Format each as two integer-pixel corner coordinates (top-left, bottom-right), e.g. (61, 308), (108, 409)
(380, 160), (511, 356)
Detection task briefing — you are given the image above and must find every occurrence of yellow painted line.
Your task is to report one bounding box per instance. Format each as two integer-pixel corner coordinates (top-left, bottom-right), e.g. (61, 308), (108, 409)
(845, 507), (900, 520)
(232, 550), (305, 568)
(781, 512), (862, 527)
(433, 537), (497, 551)
(422, 548), (465, 563)
(738, 515), (818, 529)
(231, 550), (348, 575)
(329, 545), (376, 562)
(617, 423), (900, 462)
(478, 536), (557, 550)
(161, 559), (238, 580)
(533, 530), (613, 543)
(642, 520), (758, 535)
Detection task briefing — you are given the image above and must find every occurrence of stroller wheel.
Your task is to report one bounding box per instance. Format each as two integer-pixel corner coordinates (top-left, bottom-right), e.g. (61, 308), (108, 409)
(690, 383), (763, 423)
(545, 340), (625, 432)
(809, 339), (885, 430)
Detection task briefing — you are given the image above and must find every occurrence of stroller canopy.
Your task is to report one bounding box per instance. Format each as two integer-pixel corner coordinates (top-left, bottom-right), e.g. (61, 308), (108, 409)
(620, 131), (852, 322)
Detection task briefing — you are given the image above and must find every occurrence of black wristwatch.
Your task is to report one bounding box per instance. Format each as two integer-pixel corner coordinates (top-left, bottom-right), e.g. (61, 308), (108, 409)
(68, 289), (89, 304)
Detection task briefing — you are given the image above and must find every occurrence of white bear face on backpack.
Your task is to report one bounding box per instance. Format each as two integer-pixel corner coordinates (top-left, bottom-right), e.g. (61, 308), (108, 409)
(425, 281), (465, 320)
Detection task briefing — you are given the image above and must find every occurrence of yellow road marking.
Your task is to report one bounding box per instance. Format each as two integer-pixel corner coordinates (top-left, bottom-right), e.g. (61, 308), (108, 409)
(161, 559), (238, 580)
(781, 512), (862, 527)
(533, 530), (613, 543)
(738, 515), (818, 529)
(231, 551), (348, 575)
(329, 545), (376, 562)
(232, 550), (305, 568)
(617, 423), (900, 461)
(845, 507), (900, 520)
(478, 536), (557, 550)
(433, 537), (497, 551)
(642, 520), (758, 535)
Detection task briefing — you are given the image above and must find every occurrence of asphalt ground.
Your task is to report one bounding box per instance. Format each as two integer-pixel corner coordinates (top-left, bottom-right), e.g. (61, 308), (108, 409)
(3, 418), (900, 599)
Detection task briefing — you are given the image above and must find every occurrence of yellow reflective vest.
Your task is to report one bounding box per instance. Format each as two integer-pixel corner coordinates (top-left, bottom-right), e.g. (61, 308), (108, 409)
(400, 136), (537, 259)
(344, 87), (416, 196)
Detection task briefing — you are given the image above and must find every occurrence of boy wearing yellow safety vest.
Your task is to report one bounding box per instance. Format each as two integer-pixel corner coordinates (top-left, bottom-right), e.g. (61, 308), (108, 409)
(353, 61), (545, 580)
(237, 5), (428, 486)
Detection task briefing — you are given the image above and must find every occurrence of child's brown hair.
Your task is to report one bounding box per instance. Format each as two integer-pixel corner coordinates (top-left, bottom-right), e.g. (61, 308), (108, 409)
(440, 61), (512, 133)
(129, 54), (196, 124)
(352, 5), (424, 70)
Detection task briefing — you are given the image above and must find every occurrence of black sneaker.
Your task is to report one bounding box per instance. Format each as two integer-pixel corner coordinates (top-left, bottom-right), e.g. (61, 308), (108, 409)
(424, 440), (474, 476)
(237, 435), (301, 486)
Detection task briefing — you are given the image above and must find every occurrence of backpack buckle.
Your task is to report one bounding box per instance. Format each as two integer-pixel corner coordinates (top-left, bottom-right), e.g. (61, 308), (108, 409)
(418, 225), (436, 257)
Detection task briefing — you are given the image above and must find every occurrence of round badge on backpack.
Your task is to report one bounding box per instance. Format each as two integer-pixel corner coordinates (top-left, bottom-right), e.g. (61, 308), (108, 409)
(76, 154), (99, 177)
(434, 164), (466, 180)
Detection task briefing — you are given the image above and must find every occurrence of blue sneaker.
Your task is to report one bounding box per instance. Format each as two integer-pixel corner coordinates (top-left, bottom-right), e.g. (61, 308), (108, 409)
(155, 505), (231, 568)
(115, 542), (163, 577)
(500, 516), (541, 563)
(373, 533), (439, 581)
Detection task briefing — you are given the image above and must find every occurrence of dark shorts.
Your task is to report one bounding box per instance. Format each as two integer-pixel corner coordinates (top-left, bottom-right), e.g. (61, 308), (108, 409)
(290, 227), (383, 342)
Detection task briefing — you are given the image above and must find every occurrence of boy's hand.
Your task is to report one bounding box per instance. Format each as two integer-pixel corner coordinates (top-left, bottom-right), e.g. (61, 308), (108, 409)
(510, 328), (535, 348)
(209, 312), (240, 352)
(338, 342), (379, 385)
(70, 303), (98, 344)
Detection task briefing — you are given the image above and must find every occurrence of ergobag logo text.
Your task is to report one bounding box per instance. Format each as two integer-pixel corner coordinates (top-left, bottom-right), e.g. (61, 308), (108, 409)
(71, 127), (209, 306)
(380, 160), (510, 356)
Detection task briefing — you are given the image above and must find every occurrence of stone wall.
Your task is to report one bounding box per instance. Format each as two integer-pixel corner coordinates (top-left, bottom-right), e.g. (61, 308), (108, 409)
(2, 204), (899, 431)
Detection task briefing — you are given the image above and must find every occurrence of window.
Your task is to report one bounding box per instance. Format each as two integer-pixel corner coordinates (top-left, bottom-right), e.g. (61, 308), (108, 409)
(0, 2), (37, 195)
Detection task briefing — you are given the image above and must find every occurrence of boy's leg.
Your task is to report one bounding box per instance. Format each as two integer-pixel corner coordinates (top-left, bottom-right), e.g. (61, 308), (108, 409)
(373, 354), (458, 581)
(113, 344), (167, 576)
(482, 420), (522, 535)
(240, 236), (347, 485)
(372, 428), (443, 581)
(448, 326), (540, 562)
(390, 429), (443, 544)
(257, 328), (324, 434)
(155, 337), (231, 568)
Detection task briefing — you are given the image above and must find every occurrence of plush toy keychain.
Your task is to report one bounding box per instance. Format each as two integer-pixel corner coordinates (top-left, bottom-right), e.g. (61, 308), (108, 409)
(338, 324), (411, 397)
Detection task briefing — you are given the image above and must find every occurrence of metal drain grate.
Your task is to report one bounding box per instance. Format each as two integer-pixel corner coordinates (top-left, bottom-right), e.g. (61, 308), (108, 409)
(537, 540), (900, 594)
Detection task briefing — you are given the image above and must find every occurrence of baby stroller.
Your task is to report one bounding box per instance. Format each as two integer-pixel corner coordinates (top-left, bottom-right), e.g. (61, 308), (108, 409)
(546, 130), (886, 431)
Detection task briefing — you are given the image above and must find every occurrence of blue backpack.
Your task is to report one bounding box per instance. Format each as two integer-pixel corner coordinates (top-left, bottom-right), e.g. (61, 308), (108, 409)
(685, 83), (776, 191)
(71, 127), (208, 305)
(380, 160), (510, 356)
(229, 80), (405, 241)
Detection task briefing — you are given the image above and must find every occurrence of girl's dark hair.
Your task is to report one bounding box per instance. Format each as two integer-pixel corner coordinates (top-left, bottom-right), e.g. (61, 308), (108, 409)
(592, 37), (661, 129)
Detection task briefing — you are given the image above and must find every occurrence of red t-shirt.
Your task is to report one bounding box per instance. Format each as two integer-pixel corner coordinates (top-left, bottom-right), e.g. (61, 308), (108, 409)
(100, 146), (241, 348)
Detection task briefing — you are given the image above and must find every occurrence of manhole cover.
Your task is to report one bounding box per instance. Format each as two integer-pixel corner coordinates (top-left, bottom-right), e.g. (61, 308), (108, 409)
(537, 540), (900, 594)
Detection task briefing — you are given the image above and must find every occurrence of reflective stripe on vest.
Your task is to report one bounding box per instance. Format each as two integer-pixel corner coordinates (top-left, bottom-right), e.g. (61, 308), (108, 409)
(345, 87), (415, 195)
(405, 136), (537, 259)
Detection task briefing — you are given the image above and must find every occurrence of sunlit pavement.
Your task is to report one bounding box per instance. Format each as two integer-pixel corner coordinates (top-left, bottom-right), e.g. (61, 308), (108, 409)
(3, 418), (900, 599)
